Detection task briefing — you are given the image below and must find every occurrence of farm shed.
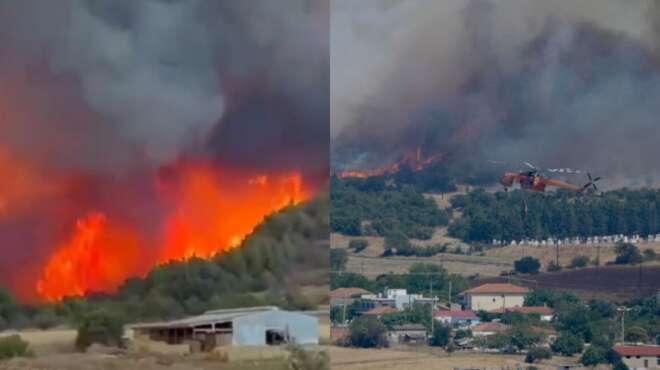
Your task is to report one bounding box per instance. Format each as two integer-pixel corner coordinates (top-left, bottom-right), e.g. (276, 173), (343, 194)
(130, 306), (319, 350)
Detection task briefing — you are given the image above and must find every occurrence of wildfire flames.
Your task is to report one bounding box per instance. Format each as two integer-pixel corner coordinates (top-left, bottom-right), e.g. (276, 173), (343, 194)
(1, 146), (309, 302)
(338, 146), (442, 179)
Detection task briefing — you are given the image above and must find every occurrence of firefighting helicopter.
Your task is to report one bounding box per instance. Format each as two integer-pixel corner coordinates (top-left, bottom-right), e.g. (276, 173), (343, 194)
(493, 161), (601, 193)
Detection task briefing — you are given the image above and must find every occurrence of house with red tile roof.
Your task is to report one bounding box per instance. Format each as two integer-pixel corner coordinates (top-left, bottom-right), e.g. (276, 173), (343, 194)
(613, 345), (660, 369)
(471, 322), (510, 337)
(362, 306), (399, 318)
(330, 287), (372, 306)
(461, 283), (530, 311)
(434, 310), (480, 327)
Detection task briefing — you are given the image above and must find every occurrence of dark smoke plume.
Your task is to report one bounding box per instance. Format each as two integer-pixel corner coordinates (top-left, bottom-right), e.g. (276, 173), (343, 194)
(332, 0), (660, 186)
(0, 0), (328, 175)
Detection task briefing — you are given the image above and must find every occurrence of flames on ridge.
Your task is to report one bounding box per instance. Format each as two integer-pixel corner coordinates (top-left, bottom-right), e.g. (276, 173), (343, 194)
(337, 146), (442, 179)
(6, 154), (310, 302)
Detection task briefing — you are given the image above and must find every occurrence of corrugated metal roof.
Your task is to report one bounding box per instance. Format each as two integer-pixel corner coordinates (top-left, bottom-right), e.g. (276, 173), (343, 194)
(130, 306), (280, 330)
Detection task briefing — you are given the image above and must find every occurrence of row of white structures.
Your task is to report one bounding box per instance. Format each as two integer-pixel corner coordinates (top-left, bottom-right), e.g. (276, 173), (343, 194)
(491, 233), (660, 247)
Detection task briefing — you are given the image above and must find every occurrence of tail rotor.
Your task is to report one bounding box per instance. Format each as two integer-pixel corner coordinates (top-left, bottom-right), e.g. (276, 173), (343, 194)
(582, 173), (601, 193)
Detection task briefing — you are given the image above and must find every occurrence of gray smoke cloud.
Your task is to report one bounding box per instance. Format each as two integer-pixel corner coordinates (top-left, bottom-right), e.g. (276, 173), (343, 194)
(332, 0), (660, 183)
(0, 0), (327, 172)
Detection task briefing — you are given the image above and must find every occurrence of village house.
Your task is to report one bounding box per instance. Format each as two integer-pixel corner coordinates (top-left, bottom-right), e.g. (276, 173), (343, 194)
(462, 283), (530, 311)
(360, 288), (438, 312)
(489, 306), (554, 322)
(330, 287), (372, 307)
(434, 310), (480, 328)
(387, 324), (428, 346)
(362, 306), (399, 319)
(471, 322), (511, 337)
(613, 345), (660, 370)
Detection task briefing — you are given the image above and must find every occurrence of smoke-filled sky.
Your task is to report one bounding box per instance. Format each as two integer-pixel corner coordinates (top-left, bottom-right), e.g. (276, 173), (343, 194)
(332, 0), (660, 183)
(1, 0), (328, 176)
(0, 0), (328, 300)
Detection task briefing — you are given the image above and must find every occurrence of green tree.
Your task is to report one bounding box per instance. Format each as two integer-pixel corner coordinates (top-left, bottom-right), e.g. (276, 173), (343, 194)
(0, 288), (17, 328)
(514, 257), (541, 274)
(525, 347), (552, 363)
(614, 243), (642, 265)
(580, 346), (607, 366)
(406, 263), (447, 295)
(551, 332), (584, 356)
(625, 326), (648, 343)
(570, 255), (590, 268)
(430, 325), (450, 347)
(75, 310), (125, 351)
(349, 239), (369, 253)
(330, 249), (348, 271)
(348, 316), (388, 348)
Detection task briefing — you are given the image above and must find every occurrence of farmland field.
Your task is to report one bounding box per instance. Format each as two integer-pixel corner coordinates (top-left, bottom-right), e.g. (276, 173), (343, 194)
(478, 264), (660, 301)
(327, 346), (582, 370)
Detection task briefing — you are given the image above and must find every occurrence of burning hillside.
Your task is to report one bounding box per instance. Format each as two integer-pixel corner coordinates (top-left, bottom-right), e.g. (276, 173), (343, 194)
(0, 0), (327, 302)
(337, 146), (442, 179)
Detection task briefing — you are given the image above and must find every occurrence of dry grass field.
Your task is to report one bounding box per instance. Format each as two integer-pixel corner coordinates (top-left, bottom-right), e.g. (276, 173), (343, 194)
(327, 346), (583, 370)
(333, 231), (660, 279)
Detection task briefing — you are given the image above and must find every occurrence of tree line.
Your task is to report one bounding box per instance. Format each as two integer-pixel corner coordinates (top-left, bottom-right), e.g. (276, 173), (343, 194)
(449, 188), (660, 242)
(330, 177), (449, 239)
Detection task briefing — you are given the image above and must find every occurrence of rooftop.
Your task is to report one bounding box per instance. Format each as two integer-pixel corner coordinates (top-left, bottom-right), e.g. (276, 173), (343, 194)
(613, 345), (660, 357)
(489, 306), (553, 315)
(472, 322), (510, 333)
(434, 310), (478, 319)
(363, 306), (399, 316)
(130, 306), (311, 330)
(463, 283), (530, 295)
(330, 287), (371, 300)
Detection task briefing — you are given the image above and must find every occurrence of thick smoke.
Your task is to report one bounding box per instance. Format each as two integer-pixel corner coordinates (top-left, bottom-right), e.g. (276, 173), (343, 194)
(0, 0), (328, 299)
(332, 0), (660, 184)
(0, 0), (328, 174)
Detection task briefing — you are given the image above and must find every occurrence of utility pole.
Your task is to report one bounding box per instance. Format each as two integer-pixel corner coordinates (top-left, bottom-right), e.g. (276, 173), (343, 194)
(430, 276), (434, 335)
(555, 242), (560, 267)
(617, 306), (630, 344)
(448, 280), (452, 306)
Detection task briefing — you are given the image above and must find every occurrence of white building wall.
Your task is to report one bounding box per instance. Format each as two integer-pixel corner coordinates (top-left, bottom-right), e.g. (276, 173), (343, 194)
(232, 311), (319, 346)
(467, 293), (525, 311)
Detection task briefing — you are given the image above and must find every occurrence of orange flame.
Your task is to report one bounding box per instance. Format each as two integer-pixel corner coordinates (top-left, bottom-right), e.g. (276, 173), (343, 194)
(36, 212), (143, 301)
(338, 146), (442, 179)
(34, 163), (309, 301)
(157, 165), (307, 262)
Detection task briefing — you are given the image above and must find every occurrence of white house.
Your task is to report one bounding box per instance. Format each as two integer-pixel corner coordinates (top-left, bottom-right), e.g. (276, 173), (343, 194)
(462, 283), (530, 311)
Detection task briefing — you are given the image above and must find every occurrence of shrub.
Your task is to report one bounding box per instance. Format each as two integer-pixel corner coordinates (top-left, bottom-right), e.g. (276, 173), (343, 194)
(348, 316), (388, 348)
(33, 309), (60, 330)
(525, 346), (552, 363)
(430, 325), (450, 347)
(546, 261), (562, 272)
(514, 257), (541, 274)
(330, 249), (348, 271)
(551, 332), (584, 356)
(0, 335), (32, 360)
(580, 346), (607, 366)
(348, 239), (369, 253)
(75, 310), (124, 351)
(570, 255), (590, 268)
(614, 243), (642, 265)
(287, 344), (329, 370)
